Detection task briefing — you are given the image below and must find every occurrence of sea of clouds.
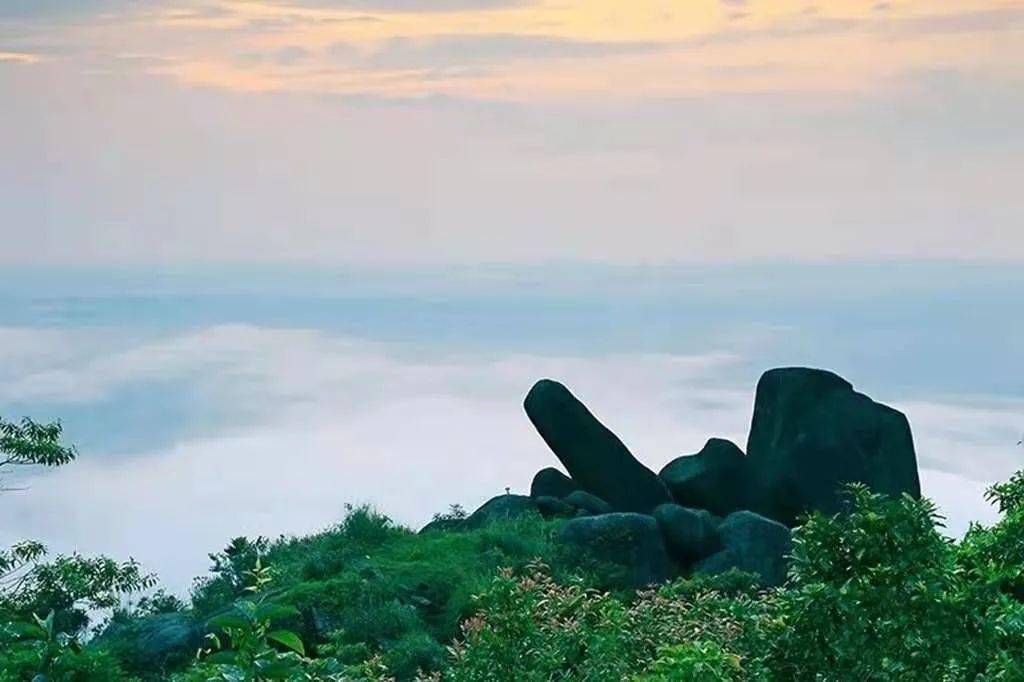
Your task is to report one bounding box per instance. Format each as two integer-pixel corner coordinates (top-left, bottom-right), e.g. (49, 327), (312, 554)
(1, 320), (1020, 594)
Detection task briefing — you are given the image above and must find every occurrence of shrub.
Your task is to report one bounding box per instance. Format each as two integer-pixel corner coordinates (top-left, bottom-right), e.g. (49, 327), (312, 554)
(445, 562), (769, 681)
(767, 484), (1020, 679)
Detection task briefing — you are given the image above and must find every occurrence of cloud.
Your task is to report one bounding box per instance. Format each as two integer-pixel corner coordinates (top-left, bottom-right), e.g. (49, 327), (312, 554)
(0, 0), (144, 20)
(896, 398), (1024, 484)
(895, 7), (1024, 35)
(1, 321), (1021, 592)
(0, 323), (748, 591)
(278, 0), (525, 11)
(0, 51), (40, 64)
(349, 33), (665, 70)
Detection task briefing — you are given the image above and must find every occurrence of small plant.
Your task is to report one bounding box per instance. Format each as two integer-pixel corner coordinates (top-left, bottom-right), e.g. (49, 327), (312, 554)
(0, 609), (126, 681)
(431, 504), (468, 525)
(183, 558), (309, 681)
(637, 641), (744, 681)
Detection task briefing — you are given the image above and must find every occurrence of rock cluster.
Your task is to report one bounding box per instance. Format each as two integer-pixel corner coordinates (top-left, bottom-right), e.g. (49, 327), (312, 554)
(443, 367), (921, 588)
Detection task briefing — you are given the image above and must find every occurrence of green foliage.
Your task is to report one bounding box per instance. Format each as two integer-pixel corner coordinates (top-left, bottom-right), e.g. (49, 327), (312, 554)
(768, 485), (995, 679)
(269, 508), (564, 679)
(447, 478), (1024, 681)
(0, 413), (161, 682)
(445, 561), (769, 681)
(1, 415), (153, 639)
(177, 558), (311, 681)
(1, 550), (156, 636)
(134, 588), (188, 617)
(960, 472), (1024, 601)
(191, 537), (271, 617)
(0, 417), (76, 475)
(0, 610), (131, 681)
(13, 457), (1024, 681)
(637, 641), (743, 682)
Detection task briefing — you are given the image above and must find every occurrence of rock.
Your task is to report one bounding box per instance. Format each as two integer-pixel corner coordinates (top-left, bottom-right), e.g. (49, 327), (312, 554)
(693, 511), (792, 587)
(524, 379), (671, 513)
(534, 495), (576, 518)
(99, 612), (203, 673)
(653, 503), (721, 565)
(745, 367), (921, 526)
(418, 517), (463, 534)
(659, 438), (749, 516)
(564, 490), (614, 515)
(462, 494), (538, 530)
(530, 467), (580, 499)
(558, 513), (673, 587)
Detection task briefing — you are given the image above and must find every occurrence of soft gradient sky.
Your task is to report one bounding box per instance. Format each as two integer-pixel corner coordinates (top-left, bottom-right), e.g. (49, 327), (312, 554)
(1, 0), (1022, 262)
(1, 2), (1022, 595)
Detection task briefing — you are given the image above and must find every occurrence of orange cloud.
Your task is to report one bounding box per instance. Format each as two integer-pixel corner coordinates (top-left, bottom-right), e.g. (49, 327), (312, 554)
(10, 0), (1024, 98)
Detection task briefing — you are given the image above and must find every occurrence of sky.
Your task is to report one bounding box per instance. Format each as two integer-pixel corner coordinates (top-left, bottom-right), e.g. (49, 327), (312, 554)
(0, 1), (1022, 595)
(1, 0), (1022, 262)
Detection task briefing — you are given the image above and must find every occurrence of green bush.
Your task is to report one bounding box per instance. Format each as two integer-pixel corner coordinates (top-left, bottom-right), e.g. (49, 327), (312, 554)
(637, 641), (744, 681)
(446, 477), (1024, 681)
(0, 610), (133, 682)
(23, 470), (1024, 681)
(445, 561), (769, 681)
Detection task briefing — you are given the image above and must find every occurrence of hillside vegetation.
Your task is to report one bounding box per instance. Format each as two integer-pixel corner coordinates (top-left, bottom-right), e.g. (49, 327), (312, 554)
(2, 368), (1023, 680)
(3, 478), (1022, 680)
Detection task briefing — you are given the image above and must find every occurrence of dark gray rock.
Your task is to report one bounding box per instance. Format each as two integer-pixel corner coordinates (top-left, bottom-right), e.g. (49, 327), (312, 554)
(659, 438), (749, 516)
(564, 490), (614, 515)
(558, 513), (673, 587)
(534, 495), (576, 518)
(693, 511), (792, 587)
(99, 612), (203, 673)
(462, 494), (538, 530)
(524, 379), (671, 513)
(418, 517), (463, 534)
(745, 367), (921, 526)
(653, 503), (721, 565)
(530, 467), (580, 499)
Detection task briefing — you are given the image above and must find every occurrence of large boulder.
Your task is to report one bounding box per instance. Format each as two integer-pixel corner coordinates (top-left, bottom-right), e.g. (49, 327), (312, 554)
(98, 612), (203, 674)
(558, 513), (673, 587)
(653, 503), (721, 565)
(418, 516), (463, 534)
(659, 438), (748, 516)
(534, 495), (576, 518)
(745, 367), (921, 526)
(524, 379), (671, 513)
(530, 467), (580, 499)
(693, 511), (792, 587)
(462, 494), (538, 530)
(564, 490), (614, 515)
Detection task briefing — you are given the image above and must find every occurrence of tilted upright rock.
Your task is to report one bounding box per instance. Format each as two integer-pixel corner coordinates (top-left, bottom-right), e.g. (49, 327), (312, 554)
(745, 367), (921, 526)
(524, 379), (671, 513)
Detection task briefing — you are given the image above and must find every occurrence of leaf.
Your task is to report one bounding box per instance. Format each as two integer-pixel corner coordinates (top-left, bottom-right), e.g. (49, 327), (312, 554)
(204, 650), (239, 665)
(255, 658), (299, 679)
(34, 610), (55, 636)
(266, 629), (305, 655)
(8, 621), (46, 639)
